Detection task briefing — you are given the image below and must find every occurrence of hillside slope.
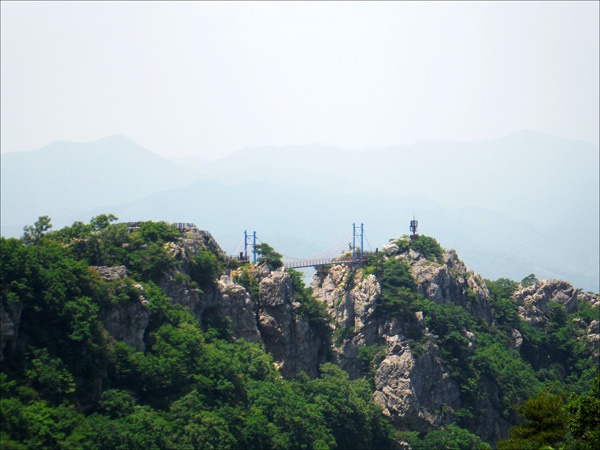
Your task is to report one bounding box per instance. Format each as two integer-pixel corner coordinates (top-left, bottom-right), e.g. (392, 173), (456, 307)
(1, 219), (597, 448)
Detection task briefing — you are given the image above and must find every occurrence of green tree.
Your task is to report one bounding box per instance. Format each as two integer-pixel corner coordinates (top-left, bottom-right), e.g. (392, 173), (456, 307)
(1, 398), (89, 450)
(521, 274), (538, 287)
(565, 375), (600, 449)
(97, 389), (135, 419)
(375, 257), (420, 320)
(90, 213), (118, 232)
(296, 363), (396, 449)
(190, 248), (222, 288)
(402, 425), (491, 450)
(409, 235), (444, 263)
(136, 221), (180, 244)
(490, 296), (522, 330)
(485, 278), (519, 302)
(22, 216), (52, 245)
(472, 340), (541, 411)
(288, 268), (332, 345)
(127, 242), (176, 283)
(254, 243), (283, 270)
(25, 349), (76, 405)
(497, 387), (568, 450)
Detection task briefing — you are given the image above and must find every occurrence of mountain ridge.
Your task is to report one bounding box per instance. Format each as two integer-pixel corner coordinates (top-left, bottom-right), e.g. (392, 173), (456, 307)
(1, 131), (597, 291)
(1, 219), (597, 448)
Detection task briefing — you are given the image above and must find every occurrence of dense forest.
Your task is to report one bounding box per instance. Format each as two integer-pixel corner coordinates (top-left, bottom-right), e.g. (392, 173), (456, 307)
(1, 216), (598, 449)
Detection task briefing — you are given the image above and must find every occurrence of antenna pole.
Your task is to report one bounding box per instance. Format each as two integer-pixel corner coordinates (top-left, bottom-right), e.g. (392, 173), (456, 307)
(410, 216), (419, 240)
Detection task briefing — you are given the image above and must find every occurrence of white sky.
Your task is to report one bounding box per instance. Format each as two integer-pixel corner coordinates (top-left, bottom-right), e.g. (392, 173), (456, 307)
(1, 1), (598, 158)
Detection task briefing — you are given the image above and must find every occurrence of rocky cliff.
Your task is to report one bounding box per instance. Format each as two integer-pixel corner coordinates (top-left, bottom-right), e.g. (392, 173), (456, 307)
(513, 279), (600, 362)
(85, 234), (325, 380)
(311, 242), (492, 438)
(3, 225), (597, 448)
(0, 227), (325, 379)
(310, 236), (599, 444)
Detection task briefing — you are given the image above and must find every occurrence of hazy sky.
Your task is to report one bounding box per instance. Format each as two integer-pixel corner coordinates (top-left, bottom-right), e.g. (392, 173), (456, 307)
(1, 1), (598, 158)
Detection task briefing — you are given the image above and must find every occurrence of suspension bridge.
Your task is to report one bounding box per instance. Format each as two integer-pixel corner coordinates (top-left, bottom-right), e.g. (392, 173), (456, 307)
(232, 223), (373, 269)
(126, 220), (422, 269)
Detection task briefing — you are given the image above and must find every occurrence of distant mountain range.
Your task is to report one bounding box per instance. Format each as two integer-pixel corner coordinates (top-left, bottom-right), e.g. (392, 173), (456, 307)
(1, 132), (598, 292)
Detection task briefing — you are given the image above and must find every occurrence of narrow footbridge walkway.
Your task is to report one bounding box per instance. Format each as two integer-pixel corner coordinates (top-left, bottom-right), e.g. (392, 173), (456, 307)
(234, 224), (371, 269)
(283, 255), (358, 270)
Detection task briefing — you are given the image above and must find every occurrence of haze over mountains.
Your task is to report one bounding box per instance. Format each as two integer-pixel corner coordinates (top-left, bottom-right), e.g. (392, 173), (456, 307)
(1, 132), (598, 292)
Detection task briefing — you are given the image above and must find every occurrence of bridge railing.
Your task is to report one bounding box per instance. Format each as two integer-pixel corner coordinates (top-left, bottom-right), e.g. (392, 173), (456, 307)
(171, 222), (197, 232)
(284, 255), (369, 269)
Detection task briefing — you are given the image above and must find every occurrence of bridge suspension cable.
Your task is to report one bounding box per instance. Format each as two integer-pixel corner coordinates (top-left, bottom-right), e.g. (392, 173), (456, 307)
(230, 224), (368, 269)
(279, 230), (353, 262)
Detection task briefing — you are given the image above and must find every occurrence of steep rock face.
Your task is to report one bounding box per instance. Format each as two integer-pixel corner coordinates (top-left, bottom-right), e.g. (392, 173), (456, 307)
(0, 300), (23, 361)
(312, 265), (380, 377)
(374, 338), (461, 431)
(579, 291), (600, 309)
(311, 263), (461, 432)
(588, 320), (600, 362)
(99, 296), (150, 353)
(257, 269), (323, 378)
(91, 235), (323, 378)
(216, 277), (261, 343)
(161, 240), (261, 343)
(514, 279), (579, 325)
(92, 266), (151, 352)
(395, 246), (493, 324)
(161, 238), (323, 376)
(311, 244), (514, 441)
(513, 280), (600, 361)
(90, 265), (128, 281)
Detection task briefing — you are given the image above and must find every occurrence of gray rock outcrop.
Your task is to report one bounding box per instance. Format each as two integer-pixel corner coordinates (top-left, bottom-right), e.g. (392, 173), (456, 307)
(99, 293), (150, 352)
(161, 239), (324, 377)
(514, 279), (582, 326)
(257, 269), (324, 378)
(374, 338), (461, 431)
(588, 320), (600, 362)
(91, 266), (151, 352)
(311, 261), (462, 433)
(405, 248), (493, 324)
(90, 265), (128, 281)
(1, 300), (23, 361)
(311, 241), (510, 443)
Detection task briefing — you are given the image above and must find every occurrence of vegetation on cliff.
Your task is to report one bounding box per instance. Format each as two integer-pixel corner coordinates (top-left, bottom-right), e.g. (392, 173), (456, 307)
(1, 216), (394, 449)
(1, 218), (598, 449)
(345, 235), (598, 448)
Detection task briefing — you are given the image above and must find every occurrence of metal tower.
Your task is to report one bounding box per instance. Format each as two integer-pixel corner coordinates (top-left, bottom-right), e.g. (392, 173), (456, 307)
(410, 217), (419, 240)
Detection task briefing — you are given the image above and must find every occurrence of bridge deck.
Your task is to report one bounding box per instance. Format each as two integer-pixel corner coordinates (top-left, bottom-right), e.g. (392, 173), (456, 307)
(284, 257), (366, 269)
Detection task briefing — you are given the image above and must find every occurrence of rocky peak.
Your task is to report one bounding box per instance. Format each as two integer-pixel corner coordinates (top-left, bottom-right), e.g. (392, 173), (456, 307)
(383, 239), (493, 323)
(513, 279), (600, 361)
(310, 239), (521, 442)
(162, 234), (326, 378)
(311, 255), (464, 433)
(514, 279), (581, 326)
